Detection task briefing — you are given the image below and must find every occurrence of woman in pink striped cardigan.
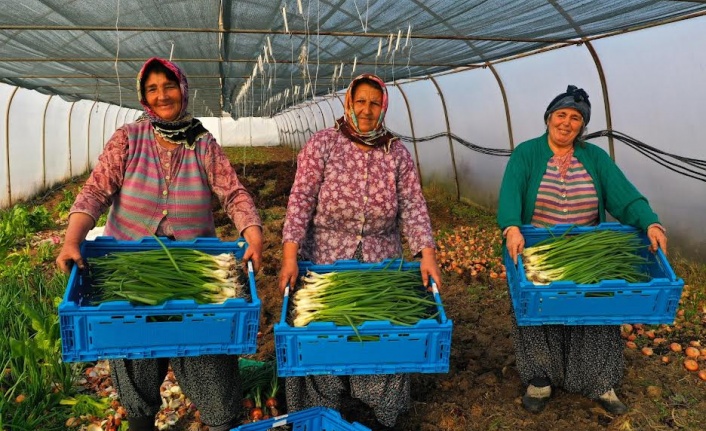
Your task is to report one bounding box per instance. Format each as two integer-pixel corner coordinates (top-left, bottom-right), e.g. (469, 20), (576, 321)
(56, 57), (263, 431)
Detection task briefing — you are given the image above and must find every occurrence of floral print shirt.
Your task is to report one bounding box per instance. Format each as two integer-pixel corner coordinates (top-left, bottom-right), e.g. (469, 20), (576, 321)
(71, 126), (261, 237)
(282, 128), (435, 264)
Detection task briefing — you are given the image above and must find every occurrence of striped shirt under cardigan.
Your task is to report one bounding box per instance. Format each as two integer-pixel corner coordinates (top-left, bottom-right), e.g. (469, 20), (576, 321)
(531, 155), (599, 227)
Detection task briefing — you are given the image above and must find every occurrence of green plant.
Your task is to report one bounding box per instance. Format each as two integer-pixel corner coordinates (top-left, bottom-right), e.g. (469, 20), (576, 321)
(0, 270), (75, 430)
(36, 241), (56, 263)
(96, 212), (108, 227)
(0, 205), (54, 256)
(27, 205), (54, 231)
(1, 249), (34, 279)
(55, 189), (76, 219)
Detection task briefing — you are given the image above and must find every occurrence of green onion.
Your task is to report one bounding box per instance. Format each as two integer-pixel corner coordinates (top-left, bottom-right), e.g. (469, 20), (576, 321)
(521, 229), (650, 284)
(291, 268), (438, 328)
(88, 248), (245, 305)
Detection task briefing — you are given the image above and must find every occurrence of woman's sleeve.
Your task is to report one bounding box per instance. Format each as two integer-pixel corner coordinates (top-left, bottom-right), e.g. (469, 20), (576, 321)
(282, 132), (329, 245)
(69, 128), (129, 222)
(594, 149), (660, 230)
(497, 149), (527, 230)
(396, 146), (435, 255)
(206, 137), (262, 234)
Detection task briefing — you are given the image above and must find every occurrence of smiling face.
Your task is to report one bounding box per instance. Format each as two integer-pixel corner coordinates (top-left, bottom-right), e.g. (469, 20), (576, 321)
(143, 71), (182, 122)
(352, 82), (383, 133)
(546, 107), (584, 153)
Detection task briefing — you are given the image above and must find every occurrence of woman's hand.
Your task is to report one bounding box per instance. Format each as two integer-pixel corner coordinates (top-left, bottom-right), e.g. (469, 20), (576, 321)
(278, 242), (300, 294)
(505, 226), (525, 265)
(241, 225), (264, 273)
(420, 247), (442, 289)
(647, 224), (668, 254)
(278, 259), (299, 295)
(55, 212), (94, 274)
(56, 241), (85, 274)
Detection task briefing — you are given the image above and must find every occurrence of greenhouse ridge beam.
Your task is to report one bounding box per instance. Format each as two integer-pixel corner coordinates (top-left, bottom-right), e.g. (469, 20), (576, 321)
(0, 57), (484, 69)
(0, 24), (574, 44)
(0, 75), (349, 89)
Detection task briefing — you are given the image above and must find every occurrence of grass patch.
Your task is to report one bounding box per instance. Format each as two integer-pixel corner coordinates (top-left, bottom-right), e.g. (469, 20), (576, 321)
(261, 207), (286, 222)
(222, 145), (297, 165)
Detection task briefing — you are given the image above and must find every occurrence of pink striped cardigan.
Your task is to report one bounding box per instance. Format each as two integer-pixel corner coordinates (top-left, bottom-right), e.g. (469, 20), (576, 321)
(103, 121), (216, 240)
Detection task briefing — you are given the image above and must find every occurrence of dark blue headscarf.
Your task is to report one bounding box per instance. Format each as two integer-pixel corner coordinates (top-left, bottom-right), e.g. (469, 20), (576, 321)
(544, 85), (591, 125)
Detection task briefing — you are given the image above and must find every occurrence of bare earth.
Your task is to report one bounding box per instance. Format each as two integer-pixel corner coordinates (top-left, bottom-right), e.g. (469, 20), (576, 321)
(43, 145), (705, 431)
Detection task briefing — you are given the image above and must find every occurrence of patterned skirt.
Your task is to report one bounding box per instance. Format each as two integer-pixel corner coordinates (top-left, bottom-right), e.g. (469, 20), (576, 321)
(511, 314), (624, 399)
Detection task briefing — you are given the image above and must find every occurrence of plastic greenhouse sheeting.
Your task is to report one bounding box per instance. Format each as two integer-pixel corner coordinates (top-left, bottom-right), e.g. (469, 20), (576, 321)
(2, 0), (706, 118)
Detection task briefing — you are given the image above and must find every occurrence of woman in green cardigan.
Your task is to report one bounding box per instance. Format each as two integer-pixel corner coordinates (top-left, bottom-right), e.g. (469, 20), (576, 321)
(497, 85), (667, 415)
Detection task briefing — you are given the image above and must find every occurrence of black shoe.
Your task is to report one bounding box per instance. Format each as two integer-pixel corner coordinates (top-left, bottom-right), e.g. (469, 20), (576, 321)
(522, 393), (550, 413)
(597, 389), (628, 415)
(521, 384), (551, 413)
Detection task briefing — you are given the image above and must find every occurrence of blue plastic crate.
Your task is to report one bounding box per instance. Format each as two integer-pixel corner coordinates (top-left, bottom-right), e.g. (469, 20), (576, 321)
(504, 223), (684, 326)
(231, 407), (370, 431)
(274, 259), (452, 377)
(59, 236), (260, 362)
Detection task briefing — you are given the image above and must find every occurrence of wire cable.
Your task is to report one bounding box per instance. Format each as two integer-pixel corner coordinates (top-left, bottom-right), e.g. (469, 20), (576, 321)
(390, 128), (706, 182)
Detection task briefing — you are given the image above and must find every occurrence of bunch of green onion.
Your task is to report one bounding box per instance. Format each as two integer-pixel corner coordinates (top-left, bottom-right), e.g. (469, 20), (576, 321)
(89, 247), (245, 305)
(291, 269), (438, 328)
(522, 229), (650, 284)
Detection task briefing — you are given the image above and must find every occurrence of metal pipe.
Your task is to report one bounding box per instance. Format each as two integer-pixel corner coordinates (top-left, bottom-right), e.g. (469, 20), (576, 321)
(0, 57), (500, 69)
(283, 111), (296, 149)
(323, 97), (337, 127)
(273, 116), (284, 147)
(41, 95), (54, 189)
(313, 101), (326, 132)
(4, 87), (20, 206)
(67, 101), (77, 177)
(584, 42), (614, 159)
(428, 75), (460, 201)
(391, 83), (423, 184)
(487, 66), (515, 150)
(293, 110), (307, 150)
(549, 0), (614, 158)
(87, 101), (98, 172)
(0, 24), (577, 44)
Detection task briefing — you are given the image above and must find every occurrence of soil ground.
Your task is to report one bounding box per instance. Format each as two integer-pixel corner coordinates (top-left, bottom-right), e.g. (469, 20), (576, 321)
(40, 145), (706, 431)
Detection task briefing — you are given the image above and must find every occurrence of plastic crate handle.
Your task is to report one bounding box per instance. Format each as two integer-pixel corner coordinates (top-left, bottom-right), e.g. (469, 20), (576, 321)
(430, 279), (448, 323)
(279, 284), (291, 325)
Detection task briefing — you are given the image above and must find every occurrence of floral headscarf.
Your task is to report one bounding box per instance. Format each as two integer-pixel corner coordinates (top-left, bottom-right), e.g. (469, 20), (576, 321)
(136, 57), (207, 150)
(335, 73), (397, 150)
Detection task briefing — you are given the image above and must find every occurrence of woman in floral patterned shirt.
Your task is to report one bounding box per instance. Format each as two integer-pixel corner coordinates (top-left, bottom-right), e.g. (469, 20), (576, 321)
(278, 73), (442, 429)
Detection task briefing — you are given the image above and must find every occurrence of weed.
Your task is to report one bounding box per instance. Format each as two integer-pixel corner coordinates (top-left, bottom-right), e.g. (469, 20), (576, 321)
(0, 205), (54, 256)
(55, 189), (76, 219)
(1, 249), (33, 279)
(36, 241), (55, 263)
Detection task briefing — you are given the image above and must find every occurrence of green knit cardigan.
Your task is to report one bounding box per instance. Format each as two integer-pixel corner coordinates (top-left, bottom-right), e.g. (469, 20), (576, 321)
(497, 133), (660, 231)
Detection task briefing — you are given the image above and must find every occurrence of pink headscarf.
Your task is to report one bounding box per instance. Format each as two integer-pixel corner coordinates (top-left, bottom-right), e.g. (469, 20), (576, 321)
(335, 73), (397, 150)
(136, 57), (206, 149)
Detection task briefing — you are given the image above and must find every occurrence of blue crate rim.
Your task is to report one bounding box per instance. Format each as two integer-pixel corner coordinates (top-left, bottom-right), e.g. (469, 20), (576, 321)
(505, 223), (684, 326)
(279, 258), (449, 328)
(231, 406), (371, 431)
(59, 236), (261, 362)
